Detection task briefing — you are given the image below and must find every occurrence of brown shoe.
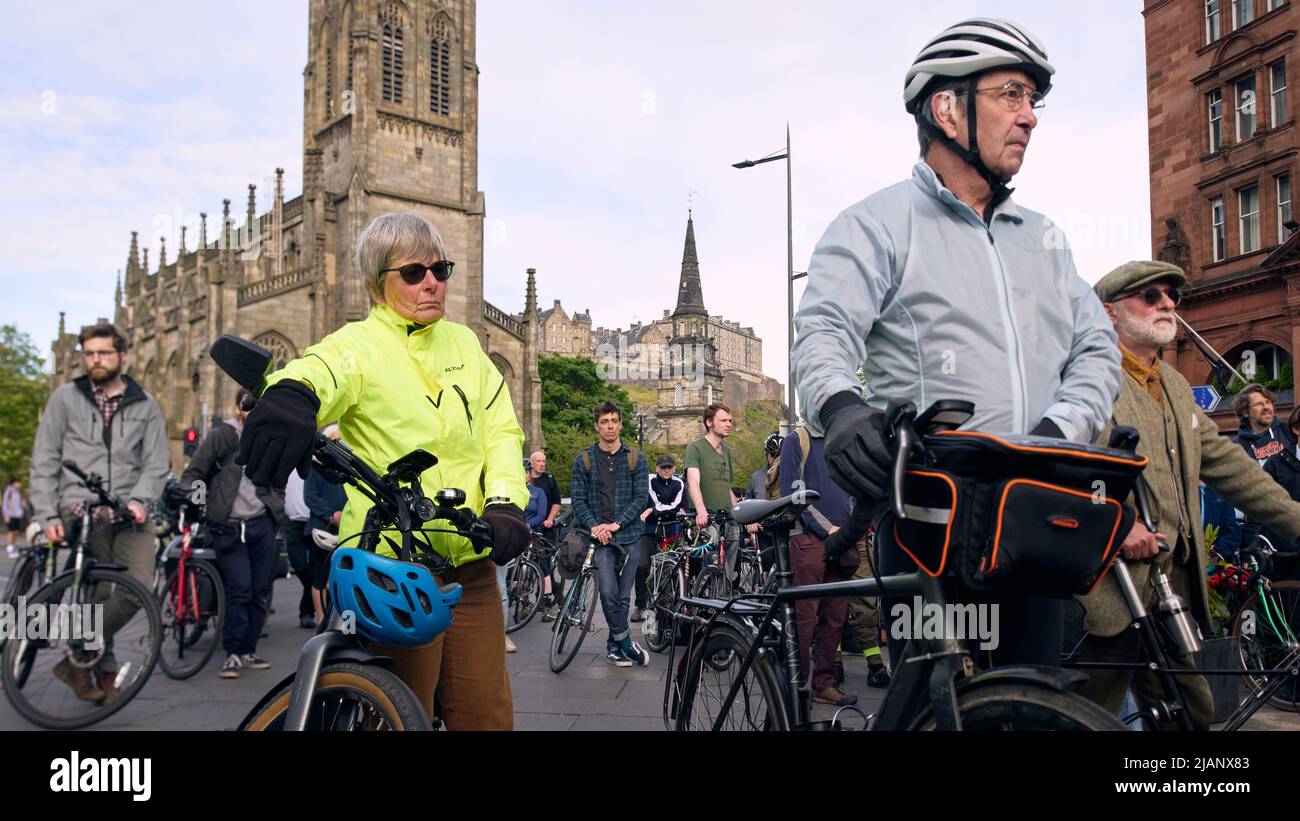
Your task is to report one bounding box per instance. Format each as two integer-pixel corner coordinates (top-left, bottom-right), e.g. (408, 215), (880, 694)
(97, 669), (120, 703)
(812, 685), (858, 707)
(53, 657), (105, 703)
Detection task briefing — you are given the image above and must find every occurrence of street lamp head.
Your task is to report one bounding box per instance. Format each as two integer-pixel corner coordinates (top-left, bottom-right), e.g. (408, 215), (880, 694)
(732, 160), (755, 169)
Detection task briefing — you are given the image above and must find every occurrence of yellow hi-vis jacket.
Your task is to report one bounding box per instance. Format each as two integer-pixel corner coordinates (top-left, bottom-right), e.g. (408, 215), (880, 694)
(268, 303), (527, 566)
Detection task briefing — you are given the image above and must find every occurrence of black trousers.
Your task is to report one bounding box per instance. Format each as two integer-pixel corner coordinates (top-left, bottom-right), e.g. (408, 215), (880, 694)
(211, 515), (277, 656)
(284, 524), (315, 617)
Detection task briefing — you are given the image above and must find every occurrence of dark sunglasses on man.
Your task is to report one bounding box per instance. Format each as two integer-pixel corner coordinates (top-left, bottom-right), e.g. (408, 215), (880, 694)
(381, 260), (455, 285)
(1120, 285), (1181, 308)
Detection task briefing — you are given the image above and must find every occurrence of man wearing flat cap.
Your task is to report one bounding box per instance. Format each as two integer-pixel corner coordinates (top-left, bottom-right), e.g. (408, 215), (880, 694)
(1076, 260), (1300, 728)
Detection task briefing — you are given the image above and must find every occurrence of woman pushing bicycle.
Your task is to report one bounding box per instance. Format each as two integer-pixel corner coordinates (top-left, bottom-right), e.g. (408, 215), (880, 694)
(236, 212), (530, 730)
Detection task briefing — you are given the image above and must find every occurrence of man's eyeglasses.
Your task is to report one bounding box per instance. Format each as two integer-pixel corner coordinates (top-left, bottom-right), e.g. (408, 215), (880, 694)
(970, 80), (1045, 113)
(81, 350), (120, 361)
(1120, 286), (1182, 308)
(382, 260), (455, 285)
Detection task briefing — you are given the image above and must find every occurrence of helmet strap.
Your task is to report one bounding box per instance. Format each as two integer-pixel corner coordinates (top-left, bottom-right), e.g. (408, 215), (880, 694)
(920, 77), (1012, 213)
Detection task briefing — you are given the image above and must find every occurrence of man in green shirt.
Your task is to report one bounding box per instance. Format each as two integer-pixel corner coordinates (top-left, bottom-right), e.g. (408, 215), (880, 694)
(684, 404), (738, 523)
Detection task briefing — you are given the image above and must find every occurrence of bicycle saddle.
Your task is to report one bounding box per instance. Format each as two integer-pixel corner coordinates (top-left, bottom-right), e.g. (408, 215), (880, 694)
(731, 490), (821, 526)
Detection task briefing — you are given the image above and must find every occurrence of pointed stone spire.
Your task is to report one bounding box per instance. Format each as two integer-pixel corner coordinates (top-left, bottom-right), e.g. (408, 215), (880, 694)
(246, 184), (257, 240)
(179, 225), (187, 257)
(672, 211), (707, 317)
(158, 236), (167, 269)
(222, 199), (232, 249)
(524, 268), (538, 317)
(115, 271), (122, 307)
(127, 231), (140, 278)
(142, 247), (149, 274)
(199, 213), (208, 249)
(58, 311), (66, 337)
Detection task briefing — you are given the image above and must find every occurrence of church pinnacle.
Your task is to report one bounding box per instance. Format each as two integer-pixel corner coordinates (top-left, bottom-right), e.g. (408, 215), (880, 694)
(672, 211), (707, 317)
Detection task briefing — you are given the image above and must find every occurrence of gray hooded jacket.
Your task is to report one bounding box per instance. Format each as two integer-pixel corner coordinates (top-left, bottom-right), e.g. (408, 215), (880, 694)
(792, 162), (1120, 442)
(29, 375), (170, 524)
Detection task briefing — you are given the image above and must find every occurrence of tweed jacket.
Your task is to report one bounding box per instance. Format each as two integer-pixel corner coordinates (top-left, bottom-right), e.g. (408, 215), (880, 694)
(1079, 358), (1300, 637)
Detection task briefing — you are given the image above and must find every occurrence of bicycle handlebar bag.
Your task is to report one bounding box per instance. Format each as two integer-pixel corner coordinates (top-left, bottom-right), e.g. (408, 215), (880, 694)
(890, 431), (1148, 598)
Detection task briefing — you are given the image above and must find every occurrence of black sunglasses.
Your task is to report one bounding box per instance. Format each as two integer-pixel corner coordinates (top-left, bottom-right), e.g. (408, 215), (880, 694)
(1122, 286), (1181, 307)
(381, 260), (455, 285)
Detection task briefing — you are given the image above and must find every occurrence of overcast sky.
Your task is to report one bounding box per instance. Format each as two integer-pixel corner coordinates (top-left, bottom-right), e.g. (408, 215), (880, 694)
(0, 1), (1151, 386)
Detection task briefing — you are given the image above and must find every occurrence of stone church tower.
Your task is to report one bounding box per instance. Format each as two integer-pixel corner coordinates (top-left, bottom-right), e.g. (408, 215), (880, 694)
(658, 212), (724, 445)
(50, 0), (545, 468)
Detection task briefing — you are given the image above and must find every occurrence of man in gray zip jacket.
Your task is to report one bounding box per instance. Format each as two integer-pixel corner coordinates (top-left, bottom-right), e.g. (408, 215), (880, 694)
(792, 19), (1121, 668)
(28, 322), (169, 702)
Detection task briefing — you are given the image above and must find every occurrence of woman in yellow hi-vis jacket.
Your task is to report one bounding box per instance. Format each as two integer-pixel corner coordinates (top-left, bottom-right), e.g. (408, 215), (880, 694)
(237, 212), (530, 730)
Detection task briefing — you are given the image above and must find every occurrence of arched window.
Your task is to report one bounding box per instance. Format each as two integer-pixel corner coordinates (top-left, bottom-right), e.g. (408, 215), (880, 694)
(382, 23), (404, 103)
(252, 331), (298, 373)
(1225, 340), (1293, 391)
(429, 16), (453, 116)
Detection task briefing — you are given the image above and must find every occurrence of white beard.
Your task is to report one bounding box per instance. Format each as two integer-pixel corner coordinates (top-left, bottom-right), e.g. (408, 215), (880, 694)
(1116, 307), (1177, 349)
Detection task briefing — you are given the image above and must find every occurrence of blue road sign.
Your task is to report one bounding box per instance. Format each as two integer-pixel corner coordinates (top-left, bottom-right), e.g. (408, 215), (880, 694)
(1191, 385), (1221, 412)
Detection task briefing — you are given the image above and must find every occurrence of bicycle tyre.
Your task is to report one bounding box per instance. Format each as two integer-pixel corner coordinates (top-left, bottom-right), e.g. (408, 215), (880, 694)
(643, 557), (684, 654)
(3, 550), (41, 606)
(505, 559), (543, 634)
(910, 681), (1127, 731)
(691, 564), (729, 600)
(241, 662), (430, 731)
(1, 566), (162, 730)
(157, 559), (225, 680)
(549, 570), (597, 673)
(1232, 579), (1300, 712)
(673, 619), (790, 731)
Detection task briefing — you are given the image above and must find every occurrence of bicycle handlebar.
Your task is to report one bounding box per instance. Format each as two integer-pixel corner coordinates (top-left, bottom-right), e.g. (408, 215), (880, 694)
(62, 460), (130, 517)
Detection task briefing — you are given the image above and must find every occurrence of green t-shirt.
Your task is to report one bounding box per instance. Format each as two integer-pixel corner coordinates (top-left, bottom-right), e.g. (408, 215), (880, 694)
(683, 437), (734, 513)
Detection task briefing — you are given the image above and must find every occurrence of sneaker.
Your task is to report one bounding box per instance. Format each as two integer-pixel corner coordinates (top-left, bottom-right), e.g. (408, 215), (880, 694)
(813, 686), (858, 707)
(606, 647), (632, 667)
(53, 657), (105, 702)
(298, 614), (317, 629)
(219, 654), (242, 678)
(620, 638), (650, 667)
(505, 636), (517, 654)
(629, 607), (647, 623)
(240, 654), (271, 670)
(5, 545), (16, 559)
(867, 664), (891, 689)
(541, 606), (556, 623)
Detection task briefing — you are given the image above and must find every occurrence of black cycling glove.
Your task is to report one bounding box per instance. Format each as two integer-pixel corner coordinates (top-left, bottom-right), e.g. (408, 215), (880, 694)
(236, 380), (320, 488)
(483, 503), (530, 566)
(1029, 417), (1065, 439)
(821, 392), (891, 501)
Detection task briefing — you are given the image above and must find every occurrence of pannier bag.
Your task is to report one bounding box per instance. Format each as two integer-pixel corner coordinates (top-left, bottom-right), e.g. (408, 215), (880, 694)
(557, 530), (590, 580)
(890, 431), (1147, 598)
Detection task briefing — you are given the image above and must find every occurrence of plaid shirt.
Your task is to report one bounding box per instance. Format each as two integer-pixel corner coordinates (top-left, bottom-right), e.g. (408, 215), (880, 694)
(91, 384), (124, 431)
(570, 443), (648, 546)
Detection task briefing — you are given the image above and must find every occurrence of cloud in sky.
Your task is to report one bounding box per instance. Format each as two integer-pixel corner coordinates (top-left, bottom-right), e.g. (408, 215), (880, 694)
(0, 1), (1150, 390)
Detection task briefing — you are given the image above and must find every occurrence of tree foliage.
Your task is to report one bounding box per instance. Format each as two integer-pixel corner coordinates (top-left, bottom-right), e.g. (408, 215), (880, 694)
(538, 355), (634, 496)
(0, 325), (49, 488)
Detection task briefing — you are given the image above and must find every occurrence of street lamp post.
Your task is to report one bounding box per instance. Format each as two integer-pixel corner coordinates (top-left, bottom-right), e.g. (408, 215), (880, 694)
(734, 124), (797, 429)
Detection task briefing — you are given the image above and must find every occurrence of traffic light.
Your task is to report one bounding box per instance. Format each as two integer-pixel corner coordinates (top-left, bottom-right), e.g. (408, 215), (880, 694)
(183, 427), (199, 457)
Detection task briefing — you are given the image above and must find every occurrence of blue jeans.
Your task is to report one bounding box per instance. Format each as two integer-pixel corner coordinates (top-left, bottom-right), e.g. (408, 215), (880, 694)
(594, 540), (640, 650)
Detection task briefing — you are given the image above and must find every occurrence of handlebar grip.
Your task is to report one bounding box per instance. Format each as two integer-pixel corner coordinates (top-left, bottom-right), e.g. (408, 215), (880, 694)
(883, 400), (918, 521)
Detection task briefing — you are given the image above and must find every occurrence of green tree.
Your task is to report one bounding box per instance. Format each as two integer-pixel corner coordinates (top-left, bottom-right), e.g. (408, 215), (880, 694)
(538, 355), (634, 496)
(0, 325), (50, 489)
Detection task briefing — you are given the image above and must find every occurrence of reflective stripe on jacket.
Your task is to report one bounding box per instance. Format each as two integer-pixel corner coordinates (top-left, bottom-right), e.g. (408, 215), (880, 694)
(791, 161), (1120, 443)
(268, 304), (527, 566)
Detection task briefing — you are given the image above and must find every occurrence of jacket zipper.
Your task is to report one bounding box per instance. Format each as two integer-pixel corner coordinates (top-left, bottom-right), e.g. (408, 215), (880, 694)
(982, 225), (1030, 432)
(452, 385), (472, 427)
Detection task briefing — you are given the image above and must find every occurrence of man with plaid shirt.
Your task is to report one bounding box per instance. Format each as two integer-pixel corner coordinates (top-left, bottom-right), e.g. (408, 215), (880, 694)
(570, 400), (650, 667)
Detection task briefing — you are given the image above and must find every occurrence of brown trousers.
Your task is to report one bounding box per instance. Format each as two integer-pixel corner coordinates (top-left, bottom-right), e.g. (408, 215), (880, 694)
(371, 558), (514, 730)
(789, 532), (855, 691)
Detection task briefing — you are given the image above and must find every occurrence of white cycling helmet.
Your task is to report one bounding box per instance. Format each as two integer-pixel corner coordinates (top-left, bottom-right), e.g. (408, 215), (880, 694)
(311, 528), (339, 551)
(903, 18), (1054, 114)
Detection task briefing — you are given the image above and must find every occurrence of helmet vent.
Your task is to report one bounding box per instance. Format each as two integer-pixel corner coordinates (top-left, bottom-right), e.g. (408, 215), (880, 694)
(416, 589), (432, 613)
(338, 554), (354, 570)
(392, 608), (413, 629)
(354, 589), (377, 621)
(367, 567), (399, 594)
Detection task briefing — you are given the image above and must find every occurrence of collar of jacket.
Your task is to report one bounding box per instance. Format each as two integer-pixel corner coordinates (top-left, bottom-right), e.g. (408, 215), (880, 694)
(73, 374), (147, 408)
(369, 302), (443, 339)
(1237, 419), (1289, 444)
(912, 161), (1024, 228)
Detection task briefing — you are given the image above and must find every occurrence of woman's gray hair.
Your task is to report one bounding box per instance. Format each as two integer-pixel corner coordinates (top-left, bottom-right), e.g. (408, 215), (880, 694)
(355, 212), (448, 300)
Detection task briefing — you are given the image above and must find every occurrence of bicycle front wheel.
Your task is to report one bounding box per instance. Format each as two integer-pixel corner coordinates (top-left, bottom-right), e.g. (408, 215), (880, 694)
(3, 550), (42, 606)
(674, 620), (790, 731)
(157, 559), (225, 680)
(241, 662), (430, 731)
(549, 570), (597, 673)
(505, 559), (543, 634)
(911, 681), (1127, 731)
(1232, 579), (1300, 711)
(643, 557), (684, 654)
(1, 567), (162, 729)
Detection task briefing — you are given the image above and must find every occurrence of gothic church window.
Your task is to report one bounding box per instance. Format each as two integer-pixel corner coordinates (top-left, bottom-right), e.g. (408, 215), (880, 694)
(325, 41), (335, 118)
(383, 23), (404, 103)
(430, 16), (453, 116)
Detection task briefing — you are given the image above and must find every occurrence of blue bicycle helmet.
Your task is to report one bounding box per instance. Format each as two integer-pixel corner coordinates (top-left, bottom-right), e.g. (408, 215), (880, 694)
(328, 548), (463, 646)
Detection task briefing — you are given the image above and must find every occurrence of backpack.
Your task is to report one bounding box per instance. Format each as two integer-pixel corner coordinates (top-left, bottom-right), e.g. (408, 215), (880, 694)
(580, 447), (639, 474)
(560, 446), (641, 579)
(765, 427), (811, 501)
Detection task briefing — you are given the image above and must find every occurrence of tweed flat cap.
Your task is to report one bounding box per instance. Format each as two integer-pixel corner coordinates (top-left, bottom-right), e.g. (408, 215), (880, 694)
(1093, 260), (1187, 303)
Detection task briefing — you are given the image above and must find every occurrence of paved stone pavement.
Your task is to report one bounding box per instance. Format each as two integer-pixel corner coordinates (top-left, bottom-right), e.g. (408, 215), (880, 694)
(0, 550), (1295, 730)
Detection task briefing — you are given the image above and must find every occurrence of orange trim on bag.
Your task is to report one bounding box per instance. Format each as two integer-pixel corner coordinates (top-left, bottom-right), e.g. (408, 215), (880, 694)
(988, 479), (1124, 576)
(934, 430), (1149, 469)
(1049, 517), (1080, 530)
(891, 469), (957, 577)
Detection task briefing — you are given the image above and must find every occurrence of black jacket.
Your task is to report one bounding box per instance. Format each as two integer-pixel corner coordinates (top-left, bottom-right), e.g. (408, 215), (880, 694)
(1235, 420), (1294, 464)
(1243, 447), (1300, 551)
(181, 421), (287, 532)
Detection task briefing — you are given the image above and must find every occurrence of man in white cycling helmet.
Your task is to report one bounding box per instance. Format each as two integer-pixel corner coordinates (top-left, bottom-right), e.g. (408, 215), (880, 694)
(791, 18), (1121, 667)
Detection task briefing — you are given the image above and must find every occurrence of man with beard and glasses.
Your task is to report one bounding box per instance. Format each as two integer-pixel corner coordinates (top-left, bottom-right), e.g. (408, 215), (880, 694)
(1075, 261), (1300, 729)
(29, 322), (169, 703)
(1232, 384), (1294, 466)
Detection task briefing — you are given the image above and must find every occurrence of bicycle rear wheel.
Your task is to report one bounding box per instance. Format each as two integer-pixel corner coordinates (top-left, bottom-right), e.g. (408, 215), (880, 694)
(674, 620), (790, 731)
(505, 559), (543, 634)
(1, 567), (161, 729)
(241, 661), (430, 731)
(643, 556), (684, 653)
(157, 559), (225, 680)
(1232, 579), (1300, 711)
(3, 549), (42, 606)
(910, 681), (1126, 730)
(691, 564), (729, 600)
(549, 570), (597, 673)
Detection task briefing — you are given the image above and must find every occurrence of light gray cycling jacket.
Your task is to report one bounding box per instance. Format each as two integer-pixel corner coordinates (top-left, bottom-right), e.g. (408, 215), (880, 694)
(792, 162), (1120, 442)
